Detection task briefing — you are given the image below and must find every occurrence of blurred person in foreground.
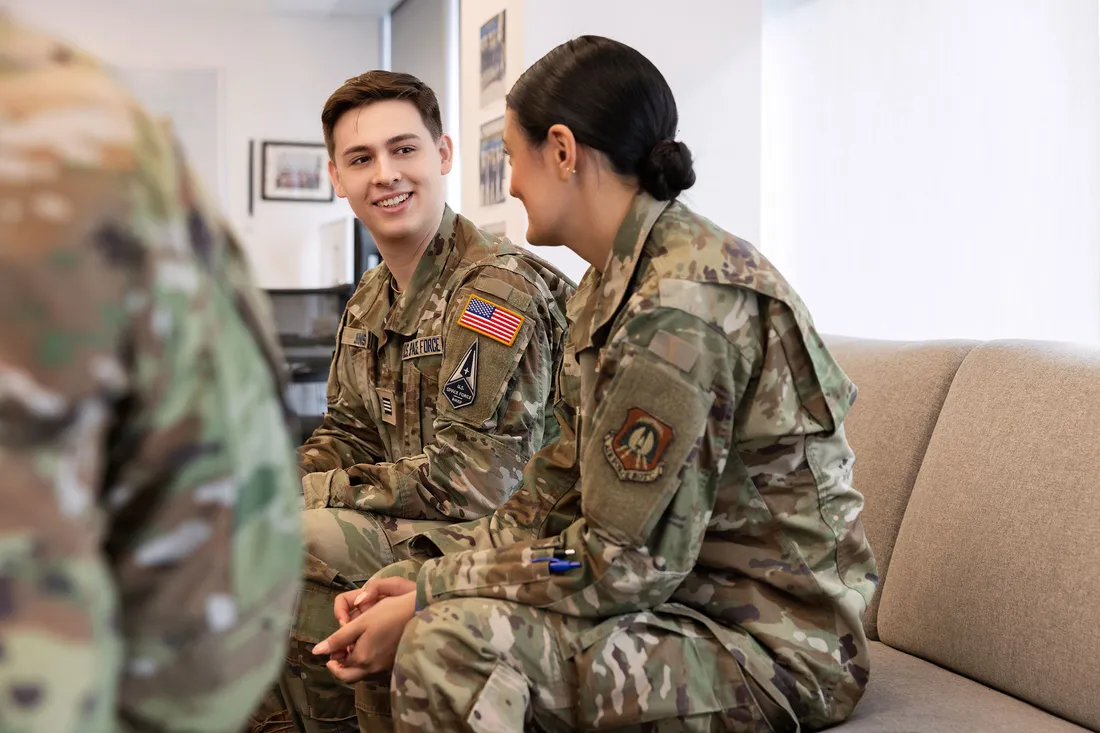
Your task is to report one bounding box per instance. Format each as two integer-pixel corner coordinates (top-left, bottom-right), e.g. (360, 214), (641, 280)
(313, 35), (878, 732)
(0, 13), (302, 732)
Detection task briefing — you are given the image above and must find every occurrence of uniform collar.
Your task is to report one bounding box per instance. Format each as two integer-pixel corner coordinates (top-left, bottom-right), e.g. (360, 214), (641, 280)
(572, 191), (670, 350)
(358, 205), (460, 339)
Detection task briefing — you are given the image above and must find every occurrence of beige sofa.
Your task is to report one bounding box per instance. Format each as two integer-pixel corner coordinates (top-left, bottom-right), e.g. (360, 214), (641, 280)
(823, 337), (1099, 732)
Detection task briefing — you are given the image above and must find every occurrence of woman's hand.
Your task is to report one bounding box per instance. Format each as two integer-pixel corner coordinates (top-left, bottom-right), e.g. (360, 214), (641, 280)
(314, 581), (419, 684)
(333, 576), (418, 626)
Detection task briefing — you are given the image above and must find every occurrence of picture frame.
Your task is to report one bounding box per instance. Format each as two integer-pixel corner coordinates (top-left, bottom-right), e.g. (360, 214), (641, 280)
(260, 141), (334, 203)
(479, 116), (506, 207)
(479, 10), (506, 107)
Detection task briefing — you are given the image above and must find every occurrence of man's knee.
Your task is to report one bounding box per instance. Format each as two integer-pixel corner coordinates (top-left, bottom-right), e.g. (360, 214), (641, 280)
(301, 509), (347, 576)
(292, 513), (384, 678)
(301, 508), (390, 582)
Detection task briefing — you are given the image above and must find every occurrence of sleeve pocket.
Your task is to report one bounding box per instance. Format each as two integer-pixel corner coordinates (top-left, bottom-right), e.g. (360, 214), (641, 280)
(581, 349), (714, 547)
(435, 298), (535, 428)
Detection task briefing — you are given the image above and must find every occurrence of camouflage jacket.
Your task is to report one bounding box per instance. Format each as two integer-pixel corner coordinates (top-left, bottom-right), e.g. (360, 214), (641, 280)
(0, 15), (303, 733)
(388, 192), (879, 729)
(298, 207), (574, 523)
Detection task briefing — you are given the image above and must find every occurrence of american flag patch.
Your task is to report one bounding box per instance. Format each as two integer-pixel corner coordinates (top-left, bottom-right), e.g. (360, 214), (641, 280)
(457, 294), (525, 346)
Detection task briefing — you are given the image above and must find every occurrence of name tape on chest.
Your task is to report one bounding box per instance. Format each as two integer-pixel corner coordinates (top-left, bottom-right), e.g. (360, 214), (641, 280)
(456, 294), (524, 347)
(341, 327), (370, 348)
(402, 335), (444, 360)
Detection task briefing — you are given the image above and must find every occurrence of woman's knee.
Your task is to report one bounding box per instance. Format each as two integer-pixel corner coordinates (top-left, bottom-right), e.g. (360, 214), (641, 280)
(396, 598), (507, 667)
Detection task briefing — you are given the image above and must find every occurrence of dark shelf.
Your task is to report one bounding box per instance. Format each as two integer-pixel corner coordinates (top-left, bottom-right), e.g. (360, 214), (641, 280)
(265, 284), (355, 296)
(265, 286), (351, 445)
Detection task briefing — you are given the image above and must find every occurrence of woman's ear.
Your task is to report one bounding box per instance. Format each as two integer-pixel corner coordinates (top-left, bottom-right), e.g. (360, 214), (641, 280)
(546, 123), (577, 181)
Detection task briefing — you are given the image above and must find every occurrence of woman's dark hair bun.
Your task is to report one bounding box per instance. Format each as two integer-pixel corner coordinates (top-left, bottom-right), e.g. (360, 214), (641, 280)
(507, 36), (697, 202)
(637, 139), (696, 201)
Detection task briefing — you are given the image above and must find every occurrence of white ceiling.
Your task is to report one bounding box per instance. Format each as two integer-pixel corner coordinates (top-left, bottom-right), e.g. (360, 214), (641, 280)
(138, 0), (401, 17)
(276, 0), (402, 16)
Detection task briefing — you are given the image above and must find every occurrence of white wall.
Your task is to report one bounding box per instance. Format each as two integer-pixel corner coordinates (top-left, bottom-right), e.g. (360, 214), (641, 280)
(391, 0), (462, 211)
(763, 0), (1100, 344)
(458, 1), (548, 267)
(524, 0), (763, 277)
(458, 0), (762, 285)
(9, 0), (382, 289)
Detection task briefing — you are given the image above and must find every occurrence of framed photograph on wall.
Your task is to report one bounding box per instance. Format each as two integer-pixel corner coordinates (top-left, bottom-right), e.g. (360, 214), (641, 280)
(261, 141), (334, 202)
(479, 10), (506, 106)
(479, 116), (506, 207)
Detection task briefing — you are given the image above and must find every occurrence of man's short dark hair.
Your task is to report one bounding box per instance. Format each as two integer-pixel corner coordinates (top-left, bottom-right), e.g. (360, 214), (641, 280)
(322, 71), (444, 160)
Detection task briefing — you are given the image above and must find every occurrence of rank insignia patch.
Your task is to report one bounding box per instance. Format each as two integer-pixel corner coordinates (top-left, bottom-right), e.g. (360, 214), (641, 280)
(456, 294), (524, 347)
(603, 407), (675, 482)
(442, 339), (479, 409)
(376, 388), (397, 426)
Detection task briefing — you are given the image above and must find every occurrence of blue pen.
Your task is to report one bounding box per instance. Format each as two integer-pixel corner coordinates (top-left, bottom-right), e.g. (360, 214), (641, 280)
(532, 557), (582, 573)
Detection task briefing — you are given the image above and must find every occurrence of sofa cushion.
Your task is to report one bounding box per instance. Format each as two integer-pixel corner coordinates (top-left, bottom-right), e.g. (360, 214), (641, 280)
(824, 336), (975, 639)
(877, 340), (1100, 730)
(833, 642), (1089, 732)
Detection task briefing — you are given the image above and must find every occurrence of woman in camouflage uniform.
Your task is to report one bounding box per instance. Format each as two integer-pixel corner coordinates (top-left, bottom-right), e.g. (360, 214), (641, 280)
(314, 35), (878, 733)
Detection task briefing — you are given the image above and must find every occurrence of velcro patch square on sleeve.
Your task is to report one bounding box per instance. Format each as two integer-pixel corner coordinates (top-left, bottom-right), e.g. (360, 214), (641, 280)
(583, 349), (714, 547)
(456, 294), (525, 347)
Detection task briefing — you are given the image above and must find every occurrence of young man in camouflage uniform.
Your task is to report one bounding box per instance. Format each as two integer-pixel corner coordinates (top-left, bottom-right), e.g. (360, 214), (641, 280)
(249, 72), (575, 733)
(0, 13), (303, 732)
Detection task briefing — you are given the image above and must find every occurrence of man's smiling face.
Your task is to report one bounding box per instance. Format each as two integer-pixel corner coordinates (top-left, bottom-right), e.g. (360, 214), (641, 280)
(328, 99), (453, 245)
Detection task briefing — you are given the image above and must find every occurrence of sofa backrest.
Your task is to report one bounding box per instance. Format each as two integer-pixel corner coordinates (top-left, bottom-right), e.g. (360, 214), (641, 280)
(825, 336), (976, 639)
(873, 340), (1100, 730)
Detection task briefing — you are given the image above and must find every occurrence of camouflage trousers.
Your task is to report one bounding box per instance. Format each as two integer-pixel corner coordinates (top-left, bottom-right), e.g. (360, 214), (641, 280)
(382, 597), (796, 732)
(245, 508), (449, 733)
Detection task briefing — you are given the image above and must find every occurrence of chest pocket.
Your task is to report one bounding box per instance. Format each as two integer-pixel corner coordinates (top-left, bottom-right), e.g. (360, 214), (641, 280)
(401, 362), (422, 455)
(339, 327), (395, 460)
(414, 352), (444, 448)
(399, 331), (445, 456)
(341, 326), (379, 422)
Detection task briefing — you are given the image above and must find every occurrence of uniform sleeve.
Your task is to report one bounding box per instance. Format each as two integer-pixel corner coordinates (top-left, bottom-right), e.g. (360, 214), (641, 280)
(0, 66), (301, 733)
(298, 309), (388, 478)
(109, 224), (304, 732)
(412, 305), (757, 617)
(0, 202), (130, 732)
(327, 275), (563, 522)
